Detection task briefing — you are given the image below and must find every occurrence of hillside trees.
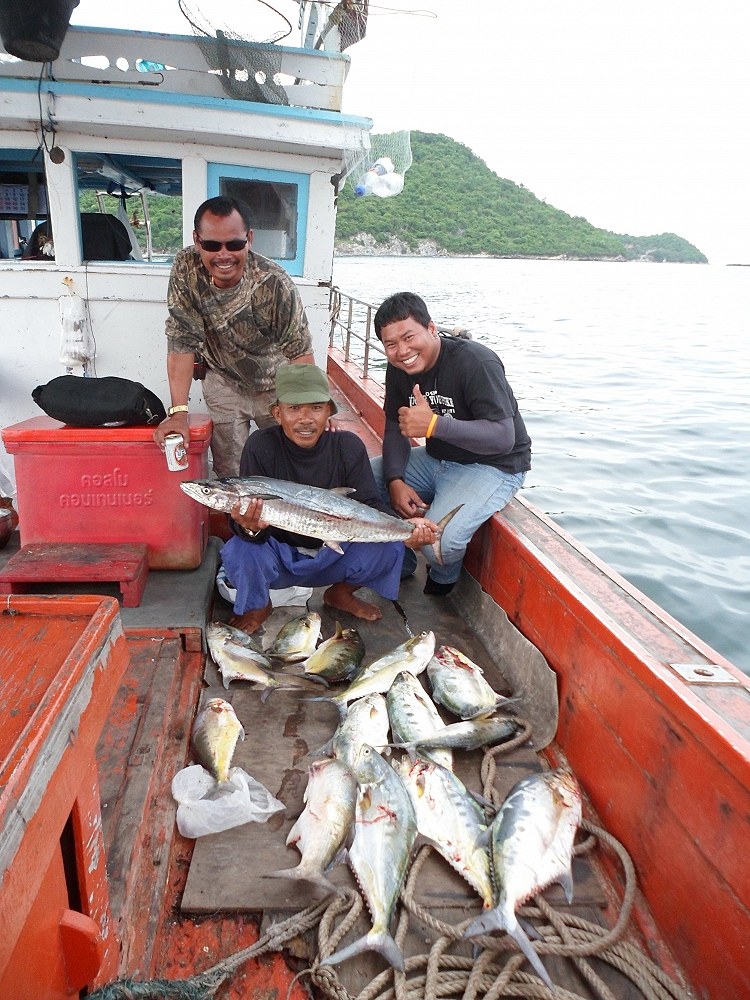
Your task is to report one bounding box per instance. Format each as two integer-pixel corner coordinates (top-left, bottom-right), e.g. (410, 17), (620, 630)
(336, 132), (707, 263)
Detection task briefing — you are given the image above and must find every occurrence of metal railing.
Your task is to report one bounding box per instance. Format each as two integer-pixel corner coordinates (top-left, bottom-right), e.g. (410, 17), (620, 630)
(328, 286), (471, 381)
(328, 287), (386, 380)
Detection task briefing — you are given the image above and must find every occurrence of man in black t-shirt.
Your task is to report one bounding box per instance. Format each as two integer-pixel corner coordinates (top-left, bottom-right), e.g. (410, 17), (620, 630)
(221, 364), (437, 632)
(371, 292), (531, 596)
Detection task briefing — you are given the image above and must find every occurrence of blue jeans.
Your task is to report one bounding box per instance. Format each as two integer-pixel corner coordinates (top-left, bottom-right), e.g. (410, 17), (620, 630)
(221, 535), (405, 613)
(372, 448), (526, 585)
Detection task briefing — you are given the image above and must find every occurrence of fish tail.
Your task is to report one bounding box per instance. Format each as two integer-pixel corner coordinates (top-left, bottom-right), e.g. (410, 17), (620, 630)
(386, 740), (417, 761)
(262, 680), (318, 699)
(263, 868), (339, 897)
(508, 919), (553, 989)
(303, 694), (346, 717)
(430, 504), (463, 566)
(557, 865), (574, 904)
(310, 738), (334, 757)
(294, 674), (330, 688)
(465, 909), (552, 989)
(276, 682), (319, 695)
(321, 930), (404, 972)
(464, 907), (506, 938)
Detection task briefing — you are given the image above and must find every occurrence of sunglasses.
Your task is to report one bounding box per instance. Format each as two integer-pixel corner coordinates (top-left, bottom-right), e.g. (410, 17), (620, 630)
(196, 236), (248, 252)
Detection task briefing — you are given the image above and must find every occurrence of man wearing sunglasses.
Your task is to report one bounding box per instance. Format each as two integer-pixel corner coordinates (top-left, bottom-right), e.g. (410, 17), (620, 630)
(155, 196), (314, 476)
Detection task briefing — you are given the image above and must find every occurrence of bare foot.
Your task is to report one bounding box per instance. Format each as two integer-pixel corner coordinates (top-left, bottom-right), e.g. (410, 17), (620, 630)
(229, 601), (273, 634)
(323, 583), (382, 622)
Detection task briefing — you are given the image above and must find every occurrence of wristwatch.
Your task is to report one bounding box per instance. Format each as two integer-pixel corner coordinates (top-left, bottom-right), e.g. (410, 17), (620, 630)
(167, 404), (189, 417)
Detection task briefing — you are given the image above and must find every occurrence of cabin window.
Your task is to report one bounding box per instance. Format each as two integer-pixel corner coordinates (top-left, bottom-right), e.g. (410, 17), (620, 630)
(208, 163), (308, 276)
(75, 152), (183, 262)
(0, 148), (49, 260)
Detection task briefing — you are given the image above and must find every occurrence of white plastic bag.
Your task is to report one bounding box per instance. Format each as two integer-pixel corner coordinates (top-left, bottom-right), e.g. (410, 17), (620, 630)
(58, 289), (95, 367)
(216, 566), (312, 608)
(172, 764), (284, 838)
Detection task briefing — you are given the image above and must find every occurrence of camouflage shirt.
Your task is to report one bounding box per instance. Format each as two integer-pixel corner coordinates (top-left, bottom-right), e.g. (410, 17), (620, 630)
(165, 247), (313, 392)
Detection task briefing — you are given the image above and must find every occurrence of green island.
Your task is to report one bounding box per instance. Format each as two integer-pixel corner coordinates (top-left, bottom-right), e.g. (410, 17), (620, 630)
(335, 131), (707, 263)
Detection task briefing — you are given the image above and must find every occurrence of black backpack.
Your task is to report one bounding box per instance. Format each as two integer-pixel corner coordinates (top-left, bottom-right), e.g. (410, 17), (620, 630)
(32, 375), (167, 427)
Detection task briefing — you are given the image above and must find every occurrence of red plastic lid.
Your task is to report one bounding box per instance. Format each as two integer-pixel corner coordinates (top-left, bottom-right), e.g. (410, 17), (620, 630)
(2, 414), (213, 445)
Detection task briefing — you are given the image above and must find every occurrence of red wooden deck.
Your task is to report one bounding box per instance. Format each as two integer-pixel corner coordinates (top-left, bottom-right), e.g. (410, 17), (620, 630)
(96, 629), (310, 1000)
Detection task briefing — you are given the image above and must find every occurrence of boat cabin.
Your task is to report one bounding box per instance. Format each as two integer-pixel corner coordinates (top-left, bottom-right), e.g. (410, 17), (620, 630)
(0, 18), (371, 466)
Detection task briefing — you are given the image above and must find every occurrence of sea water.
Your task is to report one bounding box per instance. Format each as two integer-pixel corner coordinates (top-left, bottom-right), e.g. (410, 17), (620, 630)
(333, 257), (750, 674)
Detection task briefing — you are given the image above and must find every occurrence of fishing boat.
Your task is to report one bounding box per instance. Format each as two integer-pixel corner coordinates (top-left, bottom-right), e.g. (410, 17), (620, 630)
(1, 5), (748, 1000)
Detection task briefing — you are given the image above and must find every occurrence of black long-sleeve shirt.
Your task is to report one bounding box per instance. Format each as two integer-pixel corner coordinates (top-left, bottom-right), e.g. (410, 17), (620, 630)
(232, 425), (390, 548)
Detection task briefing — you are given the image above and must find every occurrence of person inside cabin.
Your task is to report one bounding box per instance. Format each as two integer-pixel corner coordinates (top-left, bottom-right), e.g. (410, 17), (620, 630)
(154, 195), (314, 476)
(371, 291), (532, 596)
(220, 364), (438, 633)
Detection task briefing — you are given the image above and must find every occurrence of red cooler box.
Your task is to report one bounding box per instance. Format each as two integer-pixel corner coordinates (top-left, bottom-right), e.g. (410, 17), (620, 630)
(2, 415), (213, 570)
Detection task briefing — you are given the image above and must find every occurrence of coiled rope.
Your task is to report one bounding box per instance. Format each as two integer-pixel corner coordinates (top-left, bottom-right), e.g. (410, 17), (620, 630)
(89, 727), (692, 1000)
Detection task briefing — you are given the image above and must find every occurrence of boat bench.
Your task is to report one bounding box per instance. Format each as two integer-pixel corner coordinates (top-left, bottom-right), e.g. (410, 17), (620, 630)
(0, 542), (149, 607)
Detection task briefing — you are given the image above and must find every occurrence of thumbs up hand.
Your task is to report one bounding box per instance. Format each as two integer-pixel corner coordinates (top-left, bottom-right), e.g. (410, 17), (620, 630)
(397, 383), (437, 439)
(412, 383), (428, 406)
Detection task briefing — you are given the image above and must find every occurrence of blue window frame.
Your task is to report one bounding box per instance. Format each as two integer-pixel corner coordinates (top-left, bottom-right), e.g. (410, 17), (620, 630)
(207, 163), (308, 276)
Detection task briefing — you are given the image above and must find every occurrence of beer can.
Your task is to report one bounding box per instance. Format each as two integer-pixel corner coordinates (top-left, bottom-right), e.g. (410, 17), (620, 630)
(164, 433), (189, 472)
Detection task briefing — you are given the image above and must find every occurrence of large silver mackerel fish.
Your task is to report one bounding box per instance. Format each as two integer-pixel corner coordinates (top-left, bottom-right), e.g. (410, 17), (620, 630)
(464, 767), (582, 989)
(180, 476), (459, 562)
(321, 744), (417, 972)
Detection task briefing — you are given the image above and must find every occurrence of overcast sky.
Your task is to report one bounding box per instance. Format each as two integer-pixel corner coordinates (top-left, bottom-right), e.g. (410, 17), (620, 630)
(72, 0), (750, 264)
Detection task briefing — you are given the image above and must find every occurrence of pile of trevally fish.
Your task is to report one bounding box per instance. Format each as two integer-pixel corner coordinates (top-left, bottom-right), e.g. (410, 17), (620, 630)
(192, 614), (582, 987)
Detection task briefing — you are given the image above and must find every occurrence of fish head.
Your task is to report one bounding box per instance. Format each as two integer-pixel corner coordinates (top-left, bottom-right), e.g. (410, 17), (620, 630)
(206, 622), (232, 646)
(549, 768), (583, 813)
(406, 630), (436, 660)
(396, 669), (419, 689)
(309, 758), (331, 778)
(435, 645), (460, 667)
(206, 624), (230, 661)
(359, 692), (387, 712)
(352, 742), (384, 783)
(340, 626), (365, 648)
(435, 645), (480, 675)
(180, 478), (247, 512)
(204, 697), (234, 714)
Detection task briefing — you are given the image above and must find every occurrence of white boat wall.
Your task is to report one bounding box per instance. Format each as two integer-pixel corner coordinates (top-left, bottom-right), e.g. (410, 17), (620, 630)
(0, 19), (372, 484)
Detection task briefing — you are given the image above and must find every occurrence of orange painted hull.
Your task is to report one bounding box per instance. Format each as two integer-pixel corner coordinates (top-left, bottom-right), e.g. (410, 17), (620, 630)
(0, 596), (130, 997)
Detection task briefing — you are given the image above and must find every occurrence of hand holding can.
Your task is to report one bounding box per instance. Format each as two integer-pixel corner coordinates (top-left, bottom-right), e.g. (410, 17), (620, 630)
(165, 433), (189, 471)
